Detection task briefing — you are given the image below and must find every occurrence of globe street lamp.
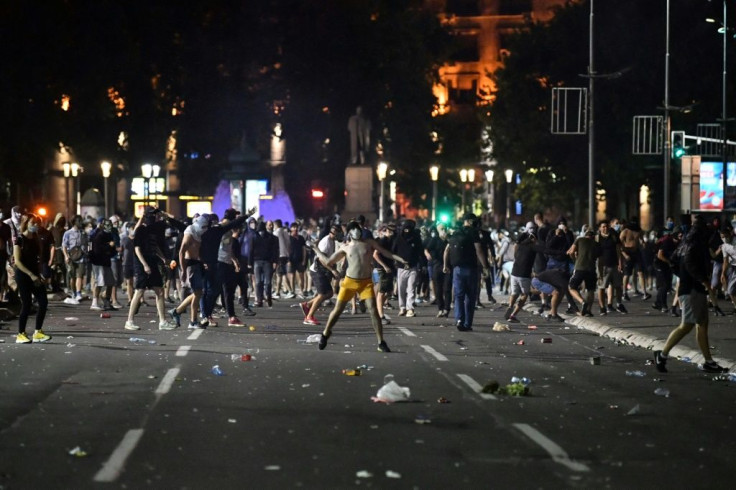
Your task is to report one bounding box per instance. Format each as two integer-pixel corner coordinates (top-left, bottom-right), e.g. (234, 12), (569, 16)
(100, 161), (111, 218)
(460, 169), (468, 213)
(376, 161), (388, 223)
(71, 162), (81, 215)
(141, 163), (153, 207)
(430, 165), (439, 222)
(63, 162), (71, 219)
(505, 169), (514, 222)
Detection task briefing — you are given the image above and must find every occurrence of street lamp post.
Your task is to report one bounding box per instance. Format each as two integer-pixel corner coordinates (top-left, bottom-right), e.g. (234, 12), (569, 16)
(377, 162), (388, 223)
(71, 162), (81, 215)
(707, 2), (730, 212)
(430, 165), (439, 222)
(141, 164), (153, 208)
(485, 169), (494, 217)
(63, 163), (71, 218)
(460, 169), (468, 213)
(101, 161), (111, 218)
(152, 164), (161, 208)
(505, 169), (514, 223)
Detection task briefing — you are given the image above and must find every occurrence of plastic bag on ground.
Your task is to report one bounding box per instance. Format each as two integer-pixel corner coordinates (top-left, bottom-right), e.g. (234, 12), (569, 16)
(492, 322), (510, 332)
(372, 380), (411, 403)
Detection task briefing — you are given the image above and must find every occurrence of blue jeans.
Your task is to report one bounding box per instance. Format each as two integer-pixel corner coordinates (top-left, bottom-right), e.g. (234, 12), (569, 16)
(453, 266), (479, 327)
(254, 260), (273, 303)
(200, 262), (221, 318)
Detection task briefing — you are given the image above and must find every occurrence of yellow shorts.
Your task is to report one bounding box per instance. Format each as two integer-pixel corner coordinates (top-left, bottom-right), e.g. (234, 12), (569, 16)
(337, 276), (375, 302)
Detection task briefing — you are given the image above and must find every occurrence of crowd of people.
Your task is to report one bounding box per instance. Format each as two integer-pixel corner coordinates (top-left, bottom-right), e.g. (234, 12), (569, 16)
(0, 203), (733, 370)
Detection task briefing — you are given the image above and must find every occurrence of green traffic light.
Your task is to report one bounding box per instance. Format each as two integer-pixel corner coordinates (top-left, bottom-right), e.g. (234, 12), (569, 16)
(439, 212), (450, 224)
(673, 146), (686, 158)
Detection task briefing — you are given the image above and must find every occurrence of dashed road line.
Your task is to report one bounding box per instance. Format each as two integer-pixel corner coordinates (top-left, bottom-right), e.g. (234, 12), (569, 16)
(421, 345), (448, 361)
(513, 423), (590, 472)
(155, 367), (180, 395)
(187, 329), (204, 340)
(175, 345), (191, 357)
(93, 428), (145, 482)
(398, 327), (416, 337)
(456, 373), (497, 400)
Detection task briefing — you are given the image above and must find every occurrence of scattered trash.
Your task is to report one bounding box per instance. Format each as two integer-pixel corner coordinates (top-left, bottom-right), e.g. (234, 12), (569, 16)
(129, 337), (146, 343)
(528, 325), (537, 330)
(510, 376), (531, 385)
(385, 470), (402, 479)
(66, 336), (74, 339)
(541, 338), (552, 343)
(609, 405), (619, 410)
(590, 356), (601, 365)
(437, 397), (450, 404)
(301, 384), (310, 388)
(264, 465), (281, 471)
(372, 380), (411, 403)
(492, 322), (510, 332)
(212, 365), (224, 376)
(66, 343), (76, 348)
(228, 418), (237, 423)
(68, 446), (88, 457)
(249, 326), (256, 331)
(383, 374), (394, 384)
(64, 317), (79, 321)
(147, 375), (157, 379)
(100, 313), (111, 319)
(414, 415), (431, 424)
(481, 381), (500, 394)
(515, 340), (525, 345)
(654, 387), (670, 397)
(644, 359), (654, 366)
(356, 470), (373, 479)
(626, 404), (640, 416)
(298, 334), (322, 344)
(482, 380), (529, 396)
(231, 354), (255, 362)
(626, 370), (646, 377)
(342, 369), (361, 376)
(680, 356), (692, 363)
(357, 364), (374, 371)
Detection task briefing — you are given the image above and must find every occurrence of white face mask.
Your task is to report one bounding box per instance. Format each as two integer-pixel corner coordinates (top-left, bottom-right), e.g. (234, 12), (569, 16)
(349, 228), (361, 241)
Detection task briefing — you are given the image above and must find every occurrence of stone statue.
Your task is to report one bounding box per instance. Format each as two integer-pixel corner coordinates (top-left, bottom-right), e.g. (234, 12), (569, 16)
(347, 106), (371, 165)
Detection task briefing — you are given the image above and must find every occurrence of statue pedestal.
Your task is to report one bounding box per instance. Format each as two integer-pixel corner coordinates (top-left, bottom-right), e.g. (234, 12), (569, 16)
(344, 166), (376, 222)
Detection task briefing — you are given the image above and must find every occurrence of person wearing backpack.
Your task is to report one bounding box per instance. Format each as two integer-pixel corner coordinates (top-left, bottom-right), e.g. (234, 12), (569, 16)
(442, 213), (491, 332)
(654, 216), (728, 374)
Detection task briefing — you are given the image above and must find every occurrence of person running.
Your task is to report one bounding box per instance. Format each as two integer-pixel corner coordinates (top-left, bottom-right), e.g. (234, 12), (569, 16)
(124, 208), (179, 331)
(505, 228), (547, 322)
(653, 216), (728, 374)
(13, 214), (51, 343)
(301, 224), (341, 324)
(531, 266), (572, 322)
(218, 209), (246, 327)
(566, 227), (600, 317)
(372, 224), (396, 325)
(170, 215), (209, 329)
(310, 221), (406, 352)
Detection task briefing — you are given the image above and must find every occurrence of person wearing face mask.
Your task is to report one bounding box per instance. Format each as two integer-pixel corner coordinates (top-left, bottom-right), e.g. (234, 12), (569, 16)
(310, 221), (406, 352)
(108, 215), (124, 309)
(13, 214), (51, 343)
(90, 219), (117, 311)
(124, 207), (182, 331)
(170, 214), (209, 329)
(236, 217), (258, 316)
(250, 221), (279, 308)
(218, 209), (247, 327)
(301, 224), (342, 325)
(120, 222), (136, 305)
(424, 224), (450, 317)
(371, 224), (396, 325)
(392, 219), (423, 317)
(62, 215), (88, 304)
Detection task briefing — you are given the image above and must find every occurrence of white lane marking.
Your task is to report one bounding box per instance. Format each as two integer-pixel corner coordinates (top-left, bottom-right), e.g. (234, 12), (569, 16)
(513, 423), (591, 472)
(456, 374), (497, 400)
(155, 368), (180, 395)
(420, 345), (448, 361)
(175, 345), (191, 357)
(187, 329), (204, 340)
(397, 327), (416, 337)
(93, 428), (145, 482)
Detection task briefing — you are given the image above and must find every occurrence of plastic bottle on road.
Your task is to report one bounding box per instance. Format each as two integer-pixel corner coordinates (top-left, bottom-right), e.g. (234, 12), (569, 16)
(654, 387), (670, 397)
(129, 337), (146, 343)
(212, 365), (224, 376)
(625, 370), (646, 377)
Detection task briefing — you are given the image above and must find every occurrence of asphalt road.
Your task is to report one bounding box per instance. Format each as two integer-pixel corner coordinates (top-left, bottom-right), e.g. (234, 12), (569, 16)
(1, 293), (735, 489)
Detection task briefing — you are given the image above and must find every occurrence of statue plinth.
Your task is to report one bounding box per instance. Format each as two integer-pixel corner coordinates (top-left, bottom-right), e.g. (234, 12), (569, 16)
(343, 166), (376, 222)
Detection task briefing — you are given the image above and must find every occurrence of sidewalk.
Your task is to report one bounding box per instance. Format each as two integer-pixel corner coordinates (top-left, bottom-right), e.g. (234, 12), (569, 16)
(515, 293), (736, 372)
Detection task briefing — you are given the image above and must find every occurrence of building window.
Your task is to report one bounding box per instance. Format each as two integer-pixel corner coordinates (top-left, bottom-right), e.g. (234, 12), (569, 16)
(446, 0), (480, 16)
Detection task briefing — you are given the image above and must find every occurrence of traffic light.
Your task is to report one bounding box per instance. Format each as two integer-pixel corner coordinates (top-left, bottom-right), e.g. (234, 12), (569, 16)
(438, 211), (451, 224)
(671, 131), (686, 158)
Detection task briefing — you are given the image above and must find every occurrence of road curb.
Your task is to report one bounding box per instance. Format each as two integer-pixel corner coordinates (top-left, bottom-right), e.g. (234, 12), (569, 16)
(520, 303), (736, 373)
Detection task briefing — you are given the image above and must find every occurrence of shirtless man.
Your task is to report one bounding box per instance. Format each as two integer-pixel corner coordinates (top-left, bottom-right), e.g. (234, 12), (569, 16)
(619, 217), (651, 301)
(310, 221), (406, 352)
(169, 215), (209, 329)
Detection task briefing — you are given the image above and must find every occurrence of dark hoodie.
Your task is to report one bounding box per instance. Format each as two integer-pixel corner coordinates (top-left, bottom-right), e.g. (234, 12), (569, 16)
(250, 222), (278, 265)
(679, 218), (710, 295)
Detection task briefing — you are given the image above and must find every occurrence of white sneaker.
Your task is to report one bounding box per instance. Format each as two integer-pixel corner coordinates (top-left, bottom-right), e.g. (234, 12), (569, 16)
(284, 292), (296, 299)
(406, 309), (416, 317)
(124, 321), (140, 331)
(75, 293), (83, 302)
(90, 303), (103, 311)
(158, 320), (176, 330)
(64, 297), (79, 305)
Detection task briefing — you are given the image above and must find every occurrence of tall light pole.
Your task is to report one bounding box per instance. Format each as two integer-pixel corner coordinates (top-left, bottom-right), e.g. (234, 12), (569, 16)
(141, 163), (153, 208)
(707, 1), (730, 212)
(430, 165), (439, 222)
(505, 169), (514, 223)
(663, 0), (672, 221)
(485, 169), (494, 217)
(63, 162), (71, 218)
(152, 164), (161, 208)
(100, 161), (111, 218)
(71, 162), (81, 215)
(587, 0), (596, 227)
(460, 169), (468, 213)
(377, 162), (388, 223)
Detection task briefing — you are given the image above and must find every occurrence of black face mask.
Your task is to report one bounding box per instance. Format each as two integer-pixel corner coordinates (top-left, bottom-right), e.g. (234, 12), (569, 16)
(144, 215), (156, 226)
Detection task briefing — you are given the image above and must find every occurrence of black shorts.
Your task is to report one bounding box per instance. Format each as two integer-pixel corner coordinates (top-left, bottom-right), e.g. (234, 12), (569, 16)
(569, 270), (597, 291)
(310, 269), (333, 296)
(277, 257), (288, 275)
(622, 247), (640, 275)
(134, 257), (164, 290)
(123, 263), (135, 280)
(288, 259), (305, 273)
(377, 269), (394, 294)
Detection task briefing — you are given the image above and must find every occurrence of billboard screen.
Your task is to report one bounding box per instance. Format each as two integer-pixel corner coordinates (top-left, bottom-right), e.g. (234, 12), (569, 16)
(699, 161), (736, 210)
